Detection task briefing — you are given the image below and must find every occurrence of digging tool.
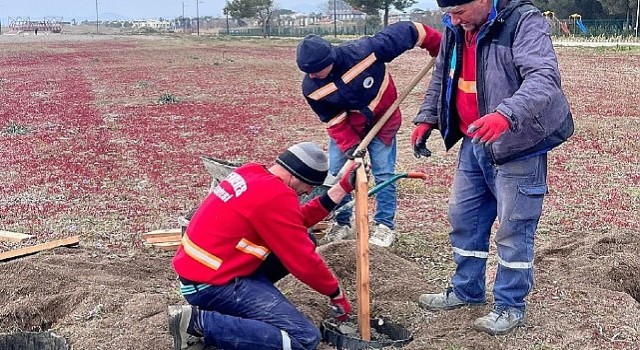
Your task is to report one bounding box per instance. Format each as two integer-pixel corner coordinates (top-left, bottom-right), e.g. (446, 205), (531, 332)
(329, 56), (437, 183)
(335, 171), (427, 214)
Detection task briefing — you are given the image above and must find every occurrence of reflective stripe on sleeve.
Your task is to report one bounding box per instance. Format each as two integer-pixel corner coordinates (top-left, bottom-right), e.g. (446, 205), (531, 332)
(342, 53), (377, 84)
(326, 112), (348, 128)
(412, 21), (427, 46)
(308, 83), (338, 101)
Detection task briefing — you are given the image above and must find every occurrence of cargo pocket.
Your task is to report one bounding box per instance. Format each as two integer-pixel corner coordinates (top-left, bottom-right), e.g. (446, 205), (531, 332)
(508, 184), (547, 221)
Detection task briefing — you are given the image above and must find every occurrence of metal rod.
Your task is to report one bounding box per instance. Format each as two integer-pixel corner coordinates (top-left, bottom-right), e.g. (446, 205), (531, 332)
(196, 0), (200, 35)
(333, 0), (337, 37)
(636, 0), (640, 38)
(95, 0), (99, 34)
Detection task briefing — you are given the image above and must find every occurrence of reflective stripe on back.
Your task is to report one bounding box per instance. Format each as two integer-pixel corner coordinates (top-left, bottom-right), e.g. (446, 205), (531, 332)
(182, 234), (223, 270)
(236, 238), (270, 260)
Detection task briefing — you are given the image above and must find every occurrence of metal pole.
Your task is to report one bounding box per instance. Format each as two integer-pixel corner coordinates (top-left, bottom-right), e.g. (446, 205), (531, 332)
(196, 0), (200, 35)
(95, 0), (99, 34)
(333, 0), (337, 37)
(636, 0), (640, 38)
(182, 1), (186, 33)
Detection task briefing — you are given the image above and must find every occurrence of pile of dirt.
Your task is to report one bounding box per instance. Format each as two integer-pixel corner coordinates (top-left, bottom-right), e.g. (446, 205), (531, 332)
(1, 233), (639, 349)
(0, 247), (178, 350)
(279, 241), (429, 328)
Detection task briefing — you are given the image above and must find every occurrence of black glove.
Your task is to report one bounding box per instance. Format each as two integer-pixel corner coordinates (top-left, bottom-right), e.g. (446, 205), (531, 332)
(345, 146), (366, 160)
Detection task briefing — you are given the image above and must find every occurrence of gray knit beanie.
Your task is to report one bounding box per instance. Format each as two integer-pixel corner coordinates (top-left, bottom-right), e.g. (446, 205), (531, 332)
(276, 142), (328, 186)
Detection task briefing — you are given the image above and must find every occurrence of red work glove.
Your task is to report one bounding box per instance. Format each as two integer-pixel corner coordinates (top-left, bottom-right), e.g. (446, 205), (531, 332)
(329, 288), (351, 322)
(468, 112), (510, 145)
(411, 123), (433, 158)
(338, 162), (362, 193)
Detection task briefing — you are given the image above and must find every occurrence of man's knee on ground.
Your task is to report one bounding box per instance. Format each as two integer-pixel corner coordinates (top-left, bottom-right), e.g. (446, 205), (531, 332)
(295, 327), (321, 350)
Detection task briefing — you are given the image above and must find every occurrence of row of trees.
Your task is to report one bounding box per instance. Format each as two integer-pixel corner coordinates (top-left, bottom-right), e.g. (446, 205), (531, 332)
(222, 0), (638, 34)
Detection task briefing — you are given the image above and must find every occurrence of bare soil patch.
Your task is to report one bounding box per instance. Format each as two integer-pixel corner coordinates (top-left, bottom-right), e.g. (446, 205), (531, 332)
(0, 36), (639, 349)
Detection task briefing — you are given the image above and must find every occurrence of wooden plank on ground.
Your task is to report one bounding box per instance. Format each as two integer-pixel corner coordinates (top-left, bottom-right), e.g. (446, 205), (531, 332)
(0, 236), (80, 262)
(144, 234), (182, 244)
(146, 241), (181, 251)
(0, 230), (34, 243)
(142, 229), (181, 239)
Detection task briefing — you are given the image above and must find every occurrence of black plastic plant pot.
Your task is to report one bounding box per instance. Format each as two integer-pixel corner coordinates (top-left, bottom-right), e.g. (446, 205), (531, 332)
(0, 332), (69, 350)
(321, 317), (413, 349)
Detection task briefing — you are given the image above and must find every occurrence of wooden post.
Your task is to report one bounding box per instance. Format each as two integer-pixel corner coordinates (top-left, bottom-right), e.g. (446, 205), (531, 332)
(353, 160), (371, 341)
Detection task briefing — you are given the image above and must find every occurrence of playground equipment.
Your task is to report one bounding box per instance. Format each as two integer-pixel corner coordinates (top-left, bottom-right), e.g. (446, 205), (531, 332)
(569, 13), (588, 35)
(543, 11), (570, 35)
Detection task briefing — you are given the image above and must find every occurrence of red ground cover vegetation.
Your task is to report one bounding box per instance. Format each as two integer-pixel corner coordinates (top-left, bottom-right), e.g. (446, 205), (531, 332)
(0, 35), (639, 349)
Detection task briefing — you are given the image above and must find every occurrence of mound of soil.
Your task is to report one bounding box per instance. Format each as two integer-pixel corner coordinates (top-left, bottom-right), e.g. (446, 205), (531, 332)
(1, 233), (639, 350)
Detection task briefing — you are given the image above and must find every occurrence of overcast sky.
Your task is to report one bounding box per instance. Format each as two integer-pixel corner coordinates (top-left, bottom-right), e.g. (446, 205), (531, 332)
(0, 0), (439, 21)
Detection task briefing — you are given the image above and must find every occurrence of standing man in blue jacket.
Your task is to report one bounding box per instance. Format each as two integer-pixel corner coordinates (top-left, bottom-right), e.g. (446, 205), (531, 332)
(411, 0), (574, 335)
(296, 22), (441, 247)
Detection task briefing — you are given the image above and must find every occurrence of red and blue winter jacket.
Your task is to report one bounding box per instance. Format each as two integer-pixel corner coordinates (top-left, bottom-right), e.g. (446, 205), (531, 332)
(302, 21), (442, 152)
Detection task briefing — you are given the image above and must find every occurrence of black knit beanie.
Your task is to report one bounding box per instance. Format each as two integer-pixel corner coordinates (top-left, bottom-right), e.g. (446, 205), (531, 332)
(436, 0), (476, 7)
(276, 142), (328, 186)
(296, 35), (337, 73)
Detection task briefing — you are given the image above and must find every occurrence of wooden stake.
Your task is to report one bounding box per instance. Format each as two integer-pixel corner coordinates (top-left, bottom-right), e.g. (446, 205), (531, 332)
(353, 160), (371, 341)
(0, 236), (79, 262)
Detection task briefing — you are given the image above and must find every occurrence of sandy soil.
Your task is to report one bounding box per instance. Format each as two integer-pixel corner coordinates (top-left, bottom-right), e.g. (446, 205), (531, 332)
(0, 33), (639, 350)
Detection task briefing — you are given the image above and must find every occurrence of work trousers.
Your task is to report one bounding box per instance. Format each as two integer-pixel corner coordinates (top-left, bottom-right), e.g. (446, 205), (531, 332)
(329, 136), (397, 228)
(449, 137), (547, 310)
(184, 272), (320, 350)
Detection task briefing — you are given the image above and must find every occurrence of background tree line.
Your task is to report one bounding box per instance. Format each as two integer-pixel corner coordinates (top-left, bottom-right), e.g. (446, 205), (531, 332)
(223, 0), (638, 34)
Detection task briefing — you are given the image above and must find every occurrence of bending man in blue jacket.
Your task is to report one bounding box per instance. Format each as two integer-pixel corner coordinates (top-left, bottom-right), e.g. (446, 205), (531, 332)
(296, 21), (441, 247)
(411, 0), (574, 335)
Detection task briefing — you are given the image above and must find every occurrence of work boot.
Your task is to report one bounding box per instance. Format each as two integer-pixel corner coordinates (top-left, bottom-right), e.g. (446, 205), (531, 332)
(418, 287), (474, 310)
(168, 305), (204, 350)
(369, 224), (395, 247)
(319, 223), (352, 244)
(473, 306), (526, 335)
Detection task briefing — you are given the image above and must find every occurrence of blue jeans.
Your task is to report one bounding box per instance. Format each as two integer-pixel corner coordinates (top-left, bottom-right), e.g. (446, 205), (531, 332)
(183, 273), (320, 349)
(448, 137), (547, 310)
(328, 136), (397, 229)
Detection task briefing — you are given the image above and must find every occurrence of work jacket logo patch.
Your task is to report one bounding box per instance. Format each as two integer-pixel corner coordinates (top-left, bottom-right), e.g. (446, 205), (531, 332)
(363, 77), (374, 89)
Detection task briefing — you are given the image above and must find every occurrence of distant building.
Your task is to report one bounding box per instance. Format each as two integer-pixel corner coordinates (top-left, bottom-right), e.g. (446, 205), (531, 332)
(327, 0), (366, 22)
(132, 19), (172, 30)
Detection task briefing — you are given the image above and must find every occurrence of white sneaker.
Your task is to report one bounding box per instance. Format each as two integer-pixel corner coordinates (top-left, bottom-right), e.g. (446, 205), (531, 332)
(369, 224), (395, 247)
(319, 223), (352, 244)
